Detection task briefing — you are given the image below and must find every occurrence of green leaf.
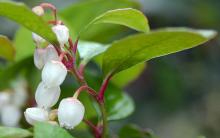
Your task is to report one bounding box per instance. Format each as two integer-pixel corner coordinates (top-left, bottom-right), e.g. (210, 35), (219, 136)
(34, 122), (74, 138)
(78, 41), (109, 64)
(0, 35), (15, 61)
(84, 67), (135, 121)
(119, 124), (158, 138)
(14, 27), (35, 62)
(111, 63), (146, 88)
(0, 126), (32, 138)
(0, 0), (58, 45)
(59, 0), (140, 42)
(102, 28), (217, 76)
(105, 86), (135, 121)
(86, 8), (149, 33)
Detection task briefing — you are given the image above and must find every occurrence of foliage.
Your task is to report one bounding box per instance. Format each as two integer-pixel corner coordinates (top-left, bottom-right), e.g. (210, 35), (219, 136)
(0, 0), (216, 138)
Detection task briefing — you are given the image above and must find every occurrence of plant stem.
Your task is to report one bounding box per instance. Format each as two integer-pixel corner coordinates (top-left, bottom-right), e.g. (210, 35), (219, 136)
(83, 119), (101, 138)
(99, 102), (108, 138)
(97, 75), (112, 103)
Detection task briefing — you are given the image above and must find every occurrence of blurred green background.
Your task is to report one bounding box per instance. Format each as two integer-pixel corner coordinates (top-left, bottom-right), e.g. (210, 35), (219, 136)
(0, 0), (219, 138)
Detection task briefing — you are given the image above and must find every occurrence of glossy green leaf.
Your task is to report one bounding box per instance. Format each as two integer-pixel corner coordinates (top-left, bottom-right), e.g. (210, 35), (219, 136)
(0, 0), (58, 45)
(78, 41), (109, 64)
(0, 35), (15, 61)
(14, 27), (35, 61)
(34, 122), (74, 138)
(59, 0), (140, 42)
(111, 63), (146, 88)
(105, 86), (135, 121)
(87, 8), (149, 33)
(102, 28), (217, 76)
(119, 124), (158, 138)
(0, 126), (32, 138)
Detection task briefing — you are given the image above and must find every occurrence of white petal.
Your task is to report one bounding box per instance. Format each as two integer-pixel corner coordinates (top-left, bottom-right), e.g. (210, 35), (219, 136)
(35, 82), (60, 108)
(44, 45), (59, 63)
(52, 25), (69, 47)
(58, 98), (85, 129)
(34, 48), (47, 69)
(1, 104), (21, 127)
(32, 6), (44, 16)
(24, 107), (49, 125)
(42, 60), (67, 87)
(32, 33), (45, 44)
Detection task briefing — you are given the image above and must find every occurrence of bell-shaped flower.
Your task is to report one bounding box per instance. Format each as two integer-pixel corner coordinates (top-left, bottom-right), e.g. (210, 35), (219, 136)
(1, 104), (21, 127)
(42, 60), (67, 87)
(32, 33), (45, 45)
(44, 44), (59, 63)
(35, 82), (60, 108)
(52, 25), (69, 48)
(58, 97), (85, 129)
(24, 107), (49, 125)
(34, 48), (47, 69)
(32, 6), (44, 16)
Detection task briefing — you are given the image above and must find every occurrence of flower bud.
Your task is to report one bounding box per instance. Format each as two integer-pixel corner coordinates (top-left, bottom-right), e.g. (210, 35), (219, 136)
(32, 6), (44, 16)
(42, 60), (67, 87)
(34, 48), (47, 69)
(35, 82), (60, 108)
(58, 98), (85, 129)
(1, 104), (21, 127)
(44, 45), (59, 63)
(24, 107), (49, 125)
(52, 25), (69, 48)
(32, 33), (45, 44)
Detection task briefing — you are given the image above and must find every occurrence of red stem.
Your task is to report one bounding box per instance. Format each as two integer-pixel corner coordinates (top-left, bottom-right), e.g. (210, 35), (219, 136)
(83, 119), (101, 138)
(68, 38), (79, 54)
(97, 75), (112, 103)
(79, 63), (85, 76)
(40, 3), (57, 21)
(74, 85), (98, 99)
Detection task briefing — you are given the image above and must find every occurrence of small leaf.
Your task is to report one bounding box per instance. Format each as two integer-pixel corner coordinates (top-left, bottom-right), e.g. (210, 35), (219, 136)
(86, 8), (149, 33)
(0, 126), (32, 138)
(0, 0), (58, 45)
(102, 28), (217, 76)
(59, 0), (140, 42)
(105, 86), (135, 121)
(0, 35), (15, 61)
(78, 41), (109, 64)
(119, 124), (158, 138)
(34, 122), (74, 138)
(84, 67), (135, 121)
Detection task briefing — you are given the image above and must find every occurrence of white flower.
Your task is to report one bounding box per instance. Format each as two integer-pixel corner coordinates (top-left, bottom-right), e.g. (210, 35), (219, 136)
(11, 88), (28, 108)
(58, 98), (85, 129)
(11, 77), (28, 107)
(42, 60), (67, 87)
(32, 33), (45, 44)
(1, 104), (21, 127)
(34, 45), (59, 70)
(44, 44), (59, 63)
(34, 48), (47, 69)
(35, 82), (60, 108)
(0, 92), (11, 111)
(32, 6), (44, 16)
(24, 107), (49, 125)
(52, 25), (69, 48)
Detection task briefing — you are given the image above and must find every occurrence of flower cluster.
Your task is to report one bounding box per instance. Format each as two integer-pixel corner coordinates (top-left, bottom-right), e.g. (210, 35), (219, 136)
(24, 5), (85, 129)
(0, 77), (28, 127)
